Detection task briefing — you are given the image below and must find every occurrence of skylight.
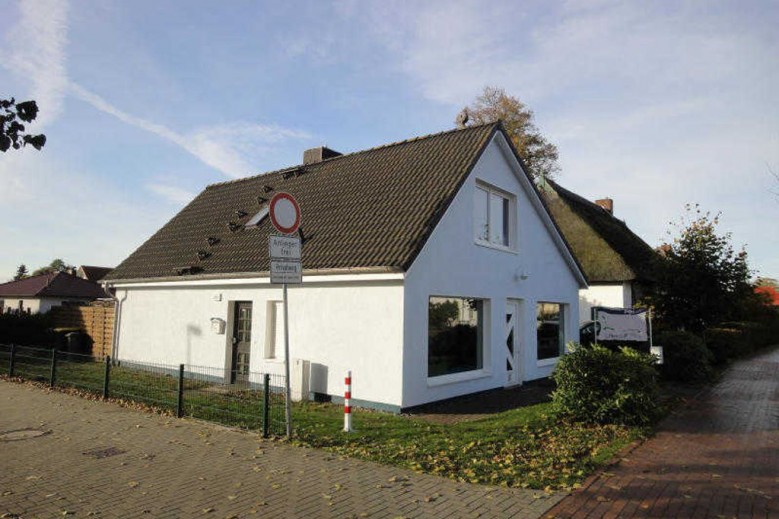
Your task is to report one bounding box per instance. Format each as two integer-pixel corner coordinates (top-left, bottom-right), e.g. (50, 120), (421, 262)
(245, 205), (269, 227)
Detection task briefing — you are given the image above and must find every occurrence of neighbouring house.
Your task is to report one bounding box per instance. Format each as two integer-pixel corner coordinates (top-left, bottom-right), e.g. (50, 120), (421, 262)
(538, 179), (658, 324)
(0, 271), (112, 314)
(77, 265), (113, 282)
(103, 123), (587, 411)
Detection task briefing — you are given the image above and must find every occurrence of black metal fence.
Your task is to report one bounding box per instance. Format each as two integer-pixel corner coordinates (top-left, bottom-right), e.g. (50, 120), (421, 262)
(0, 344), (287, 437)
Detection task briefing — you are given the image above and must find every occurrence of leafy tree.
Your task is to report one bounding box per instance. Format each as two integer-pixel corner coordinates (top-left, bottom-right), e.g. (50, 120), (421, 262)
(649, 204), (752, 332)
(459, 86), (559, 180)
(428, 300), (459, 333)
(1, 98), (46, 153)
(13, 264), (29, 281)
(31, 259), (74, 276)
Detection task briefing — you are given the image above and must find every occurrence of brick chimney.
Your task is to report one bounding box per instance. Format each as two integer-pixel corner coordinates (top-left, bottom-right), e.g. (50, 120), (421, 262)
(303, 146), (341, 165)
(595, 198), (613, 214)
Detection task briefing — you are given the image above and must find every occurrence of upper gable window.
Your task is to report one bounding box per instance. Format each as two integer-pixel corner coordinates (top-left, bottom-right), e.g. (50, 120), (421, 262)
(474, 182), (514, 249)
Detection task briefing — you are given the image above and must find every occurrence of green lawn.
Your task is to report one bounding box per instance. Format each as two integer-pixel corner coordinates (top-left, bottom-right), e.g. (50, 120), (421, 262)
(292, 401), (645, 490)
(1, 346), (644, 490)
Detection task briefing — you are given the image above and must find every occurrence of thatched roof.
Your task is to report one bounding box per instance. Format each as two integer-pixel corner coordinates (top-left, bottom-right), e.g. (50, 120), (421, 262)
(539, 179), (657, 283)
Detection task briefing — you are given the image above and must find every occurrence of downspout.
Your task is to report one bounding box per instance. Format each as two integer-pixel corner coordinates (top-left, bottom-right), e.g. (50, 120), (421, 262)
(105, 283), (126, 360)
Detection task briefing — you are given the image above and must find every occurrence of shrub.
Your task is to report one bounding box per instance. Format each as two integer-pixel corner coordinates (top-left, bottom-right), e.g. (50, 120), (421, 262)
(719, 321), (772, 350)
(656, 331), (713, 382)
(552, 343), (660, 426)
(0, 312), (54, 346)
(703, 327), (746, 364)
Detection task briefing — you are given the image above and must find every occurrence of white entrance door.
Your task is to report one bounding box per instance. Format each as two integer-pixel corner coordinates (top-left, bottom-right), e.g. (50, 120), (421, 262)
(505, 300), (521, 386)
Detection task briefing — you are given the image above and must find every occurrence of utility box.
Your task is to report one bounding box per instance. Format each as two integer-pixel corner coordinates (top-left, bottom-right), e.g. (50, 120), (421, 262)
(290, 359), (310, 402)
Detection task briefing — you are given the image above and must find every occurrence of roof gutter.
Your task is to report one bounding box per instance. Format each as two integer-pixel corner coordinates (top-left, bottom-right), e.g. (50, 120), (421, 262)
(103, 266), (405, 287)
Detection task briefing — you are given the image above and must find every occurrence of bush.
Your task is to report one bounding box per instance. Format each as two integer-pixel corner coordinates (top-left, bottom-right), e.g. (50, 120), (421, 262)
(0, 312), (54, 346)
(719, 321), (772, 350)
(703, 327), (747, 364)
(656, 331), (713, 382)
(552, 343), (660, 426)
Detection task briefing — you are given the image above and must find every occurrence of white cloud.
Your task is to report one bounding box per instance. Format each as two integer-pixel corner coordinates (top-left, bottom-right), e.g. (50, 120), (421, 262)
(145, 183), (196, 206)
(69, 83), (311, 178)
(5, 0), (70, 128)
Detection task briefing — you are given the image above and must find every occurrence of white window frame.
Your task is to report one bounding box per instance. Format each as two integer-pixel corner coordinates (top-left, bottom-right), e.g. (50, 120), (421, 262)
(426, 296), (491, 385)
(473, 181), (516, 251)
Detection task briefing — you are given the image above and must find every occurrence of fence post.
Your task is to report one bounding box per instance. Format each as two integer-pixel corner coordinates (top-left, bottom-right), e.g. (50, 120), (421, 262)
(9, 344), (16, 377)
(176, 364), (184, 418)
(49, 348), (58, 387)
(262, 374), (270, 438)
(103, 355), (111, 399)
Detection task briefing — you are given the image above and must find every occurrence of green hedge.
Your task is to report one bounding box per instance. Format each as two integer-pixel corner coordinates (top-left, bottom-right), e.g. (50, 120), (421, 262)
(0, 313), (54, 346)
(656, 331), (713, 382)
(552, 344), (660, 426)
(703, 327), (747, 364)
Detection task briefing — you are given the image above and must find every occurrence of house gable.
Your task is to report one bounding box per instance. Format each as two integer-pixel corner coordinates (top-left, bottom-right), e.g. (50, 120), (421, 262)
(401, 134), (584, 407)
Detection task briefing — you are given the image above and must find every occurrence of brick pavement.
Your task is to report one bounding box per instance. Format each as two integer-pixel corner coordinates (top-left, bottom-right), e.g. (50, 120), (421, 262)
(546, 346), (779, 519)
(0, 381), (562, 519)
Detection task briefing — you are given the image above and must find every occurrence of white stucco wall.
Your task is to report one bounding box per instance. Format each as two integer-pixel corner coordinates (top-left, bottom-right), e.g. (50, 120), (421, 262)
(113, 277), (405, 409)
(578, 283), (632, 323)
(401, 134), (582, 409)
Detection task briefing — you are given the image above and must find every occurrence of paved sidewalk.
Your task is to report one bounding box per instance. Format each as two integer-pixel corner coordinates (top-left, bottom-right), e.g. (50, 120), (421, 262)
(0, 381), (562, 519)
(546, 346), (779, 518)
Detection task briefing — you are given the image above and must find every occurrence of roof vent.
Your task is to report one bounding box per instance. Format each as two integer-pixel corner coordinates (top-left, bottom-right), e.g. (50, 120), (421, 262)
(595, 198), (613, 214)
(303, 146), (341, 165)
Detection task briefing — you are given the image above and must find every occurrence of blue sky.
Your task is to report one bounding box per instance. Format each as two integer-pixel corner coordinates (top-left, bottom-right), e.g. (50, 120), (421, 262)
(1, 0), (778, 281)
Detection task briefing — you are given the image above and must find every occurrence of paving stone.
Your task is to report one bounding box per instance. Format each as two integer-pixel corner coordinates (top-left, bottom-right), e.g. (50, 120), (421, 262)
(0, 379), (563, 518)
(547, 346), (779, 518)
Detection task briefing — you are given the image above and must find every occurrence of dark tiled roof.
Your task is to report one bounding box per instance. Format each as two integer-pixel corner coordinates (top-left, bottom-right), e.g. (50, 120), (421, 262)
(539, 179), (658, 283)
(78, 266), (113, 282)
(106, 123), (500, 281)
(0, 272), (111, 299)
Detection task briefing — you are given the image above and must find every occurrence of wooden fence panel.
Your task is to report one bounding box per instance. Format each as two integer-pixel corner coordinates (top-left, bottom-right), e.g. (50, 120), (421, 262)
(49, 303), (115, 358)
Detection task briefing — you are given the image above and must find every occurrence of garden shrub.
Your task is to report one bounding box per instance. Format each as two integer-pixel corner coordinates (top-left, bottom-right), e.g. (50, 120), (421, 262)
(0, 312), (54, 346)
(552, 343), (660, 426)
(656, 331), (713, 382)
(720, 321), (771, 350)
(703, 327), (746, 364)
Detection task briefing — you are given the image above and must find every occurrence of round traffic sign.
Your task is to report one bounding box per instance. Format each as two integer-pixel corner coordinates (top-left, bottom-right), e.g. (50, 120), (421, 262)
(269, 192), (301, 235)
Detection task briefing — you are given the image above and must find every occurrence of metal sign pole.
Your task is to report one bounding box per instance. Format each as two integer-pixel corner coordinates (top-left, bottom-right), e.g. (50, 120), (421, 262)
(283, 282), (292, 438)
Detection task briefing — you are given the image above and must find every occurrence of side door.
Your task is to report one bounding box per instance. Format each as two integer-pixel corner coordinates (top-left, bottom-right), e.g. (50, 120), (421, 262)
(231, 301), (252, 384)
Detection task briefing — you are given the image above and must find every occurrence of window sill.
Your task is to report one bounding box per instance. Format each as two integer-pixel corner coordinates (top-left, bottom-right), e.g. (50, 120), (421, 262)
(474, 240), (518, 254)
(427, 369), (491, 387)
(536, 357), (559, 368)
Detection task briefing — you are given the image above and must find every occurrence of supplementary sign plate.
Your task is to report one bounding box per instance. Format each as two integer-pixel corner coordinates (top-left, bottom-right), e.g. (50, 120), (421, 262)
(269, 235), (301, 260)
(270, 260), (302, 284)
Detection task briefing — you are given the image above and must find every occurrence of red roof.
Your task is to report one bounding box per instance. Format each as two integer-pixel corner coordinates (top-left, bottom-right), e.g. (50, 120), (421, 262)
(755, 285), (779, 306)
(0, 272), (110, 299)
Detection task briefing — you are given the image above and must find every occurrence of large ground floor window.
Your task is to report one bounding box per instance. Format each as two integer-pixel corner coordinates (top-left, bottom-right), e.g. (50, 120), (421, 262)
(428, 296), (484, 377)
(537, 302), (565, 360)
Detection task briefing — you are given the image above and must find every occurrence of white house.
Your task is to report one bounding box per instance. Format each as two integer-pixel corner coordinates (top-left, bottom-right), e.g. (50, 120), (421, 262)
(104, 123), (587, 412)
(538, 179), (658, 324)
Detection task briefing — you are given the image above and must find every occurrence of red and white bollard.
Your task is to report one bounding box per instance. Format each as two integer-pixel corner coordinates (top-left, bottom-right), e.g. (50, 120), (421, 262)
(343, 370), (352, 432)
